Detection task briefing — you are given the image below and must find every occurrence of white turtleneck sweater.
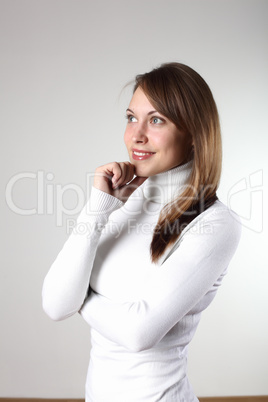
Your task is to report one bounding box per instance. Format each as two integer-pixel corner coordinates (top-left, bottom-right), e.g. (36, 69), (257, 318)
(42, 162), (241, 402)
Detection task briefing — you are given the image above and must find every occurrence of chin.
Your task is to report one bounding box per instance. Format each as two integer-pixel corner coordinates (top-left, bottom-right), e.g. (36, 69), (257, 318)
(133, 164), (148, 178)
(134, 164), (161, 178)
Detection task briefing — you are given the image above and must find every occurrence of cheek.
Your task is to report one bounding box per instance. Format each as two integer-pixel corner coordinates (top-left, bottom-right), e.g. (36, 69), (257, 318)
(124, 126), (134, 143)
(123, 130), (130, 148)
(161, 135), (186, 161)
(156, 134), (177, 152)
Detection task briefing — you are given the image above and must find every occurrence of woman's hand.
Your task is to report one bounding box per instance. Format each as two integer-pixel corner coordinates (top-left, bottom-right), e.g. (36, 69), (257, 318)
(94, 162), (147, 203)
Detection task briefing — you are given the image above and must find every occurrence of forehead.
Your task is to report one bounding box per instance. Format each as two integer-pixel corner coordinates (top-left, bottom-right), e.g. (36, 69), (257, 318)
(128, 87), (156, 112)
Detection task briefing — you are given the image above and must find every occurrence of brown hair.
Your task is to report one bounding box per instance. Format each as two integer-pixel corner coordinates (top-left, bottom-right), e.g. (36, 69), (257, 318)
(134, 62), (222, 262)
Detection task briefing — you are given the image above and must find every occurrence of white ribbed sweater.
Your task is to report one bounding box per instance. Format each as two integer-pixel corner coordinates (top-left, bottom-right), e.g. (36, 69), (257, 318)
(42, 162), (241, 401)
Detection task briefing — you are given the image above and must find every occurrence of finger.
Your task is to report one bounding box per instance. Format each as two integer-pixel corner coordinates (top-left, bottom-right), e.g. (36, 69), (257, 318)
(108, 163), (122, 187)
(95, 162), (120, 179)
(120, 162), (135, 186)
(113, 162), (134, 188)
(112, 162), (126, 188)
(125, 163), (135, 183)
(119, 176), (147, 200)
(94, 162), (123, 193)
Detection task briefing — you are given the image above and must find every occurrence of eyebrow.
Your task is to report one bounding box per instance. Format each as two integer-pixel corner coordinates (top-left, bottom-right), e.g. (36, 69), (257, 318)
(126, 108), (158, 115)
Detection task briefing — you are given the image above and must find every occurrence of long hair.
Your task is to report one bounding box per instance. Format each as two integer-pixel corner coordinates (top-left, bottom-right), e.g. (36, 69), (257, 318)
(134, 62), (222, 262)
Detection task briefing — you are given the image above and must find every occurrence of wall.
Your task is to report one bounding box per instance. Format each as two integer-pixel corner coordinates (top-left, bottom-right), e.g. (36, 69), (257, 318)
(0, 0), (267, 398)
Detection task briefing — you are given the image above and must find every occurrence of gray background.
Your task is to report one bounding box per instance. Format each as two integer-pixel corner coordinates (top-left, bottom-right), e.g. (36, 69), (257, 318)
(1, 0), (267, 398)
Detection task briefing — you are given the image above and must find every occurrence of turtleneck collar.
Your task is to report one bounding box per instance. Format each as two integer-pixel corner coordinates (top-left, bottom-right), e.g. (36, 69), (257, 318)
(143, 160), (193, 204)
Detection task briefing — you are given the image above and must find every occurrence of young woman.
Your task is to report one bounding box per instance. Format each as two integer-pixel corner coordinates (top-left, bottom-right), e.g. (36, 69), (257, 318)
(42, 63), (241, 401)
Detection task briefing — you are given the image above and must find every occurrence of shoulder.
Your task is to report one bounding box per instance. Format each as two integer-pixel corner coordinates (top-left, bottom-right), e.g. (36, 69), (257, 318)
(204, 200), (241, 233)
(181, 200), (242, 247)
(160, 200), (242, 266)
(200, 199), (241, 223)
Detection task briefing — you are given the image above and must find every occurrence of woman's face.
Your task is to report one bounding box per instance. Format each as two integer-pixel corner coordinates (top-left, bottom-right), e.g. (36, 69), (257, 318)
(124, 87), (191, 177)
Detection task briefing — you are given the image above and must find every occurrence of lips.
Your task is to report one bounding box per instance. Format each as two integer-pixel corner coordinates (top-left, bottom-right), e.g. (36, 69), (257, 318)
(132, 149), (156, 161)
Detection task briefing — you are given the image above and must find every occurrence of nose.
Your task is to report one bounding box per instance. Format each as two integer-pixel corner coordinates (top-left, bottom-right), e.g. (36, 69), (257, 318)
(132, 123), (148, 144)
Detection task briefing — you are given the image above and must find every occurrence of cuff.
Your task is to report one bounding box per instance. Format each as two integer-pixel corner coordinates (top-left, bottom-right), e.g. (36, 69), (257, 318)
(77, 187), (124, 226)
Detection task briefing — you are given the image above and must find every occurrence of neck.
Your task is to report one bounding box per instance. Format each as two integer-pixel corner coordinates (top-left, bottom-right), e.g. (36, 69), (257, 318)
(143, 160), (193, 204)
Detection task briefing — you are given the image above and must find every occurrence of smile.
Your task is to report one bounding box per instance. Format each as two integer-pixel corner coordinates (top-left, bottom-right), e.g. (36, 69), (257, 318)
(132, 150), (156, 161)
(133, 151), (154, 156)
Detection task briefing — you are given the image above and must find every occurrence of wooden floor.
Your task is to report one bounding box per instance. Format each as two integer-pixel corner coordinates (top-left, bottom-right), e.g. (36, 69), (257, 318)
(199, 398), (268, 402)
(0, 398), (267, 401)
(199, 395), (268, 402)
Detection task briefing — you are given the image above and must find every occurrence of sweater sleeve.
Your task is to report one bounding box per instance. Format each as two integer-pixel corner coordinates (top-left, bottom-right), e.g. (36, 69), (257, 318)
(42, 187), (123, 321)
(80, 207), (241, 352)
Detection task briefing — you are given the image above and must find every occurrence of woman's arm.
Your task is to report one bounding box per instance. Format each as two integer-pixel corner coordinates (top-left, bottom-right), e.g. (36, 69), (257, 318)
(42, 187), (124, 320)
(42, 162), (147, 321)
(80, 207), (241, 352)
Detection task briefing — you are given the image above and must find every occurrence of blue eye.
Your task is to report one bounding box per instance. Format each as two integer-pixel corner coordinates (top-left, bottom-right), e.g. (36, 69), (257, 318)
(152, 117), (163, 124)
(126, 114), (137, 123)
